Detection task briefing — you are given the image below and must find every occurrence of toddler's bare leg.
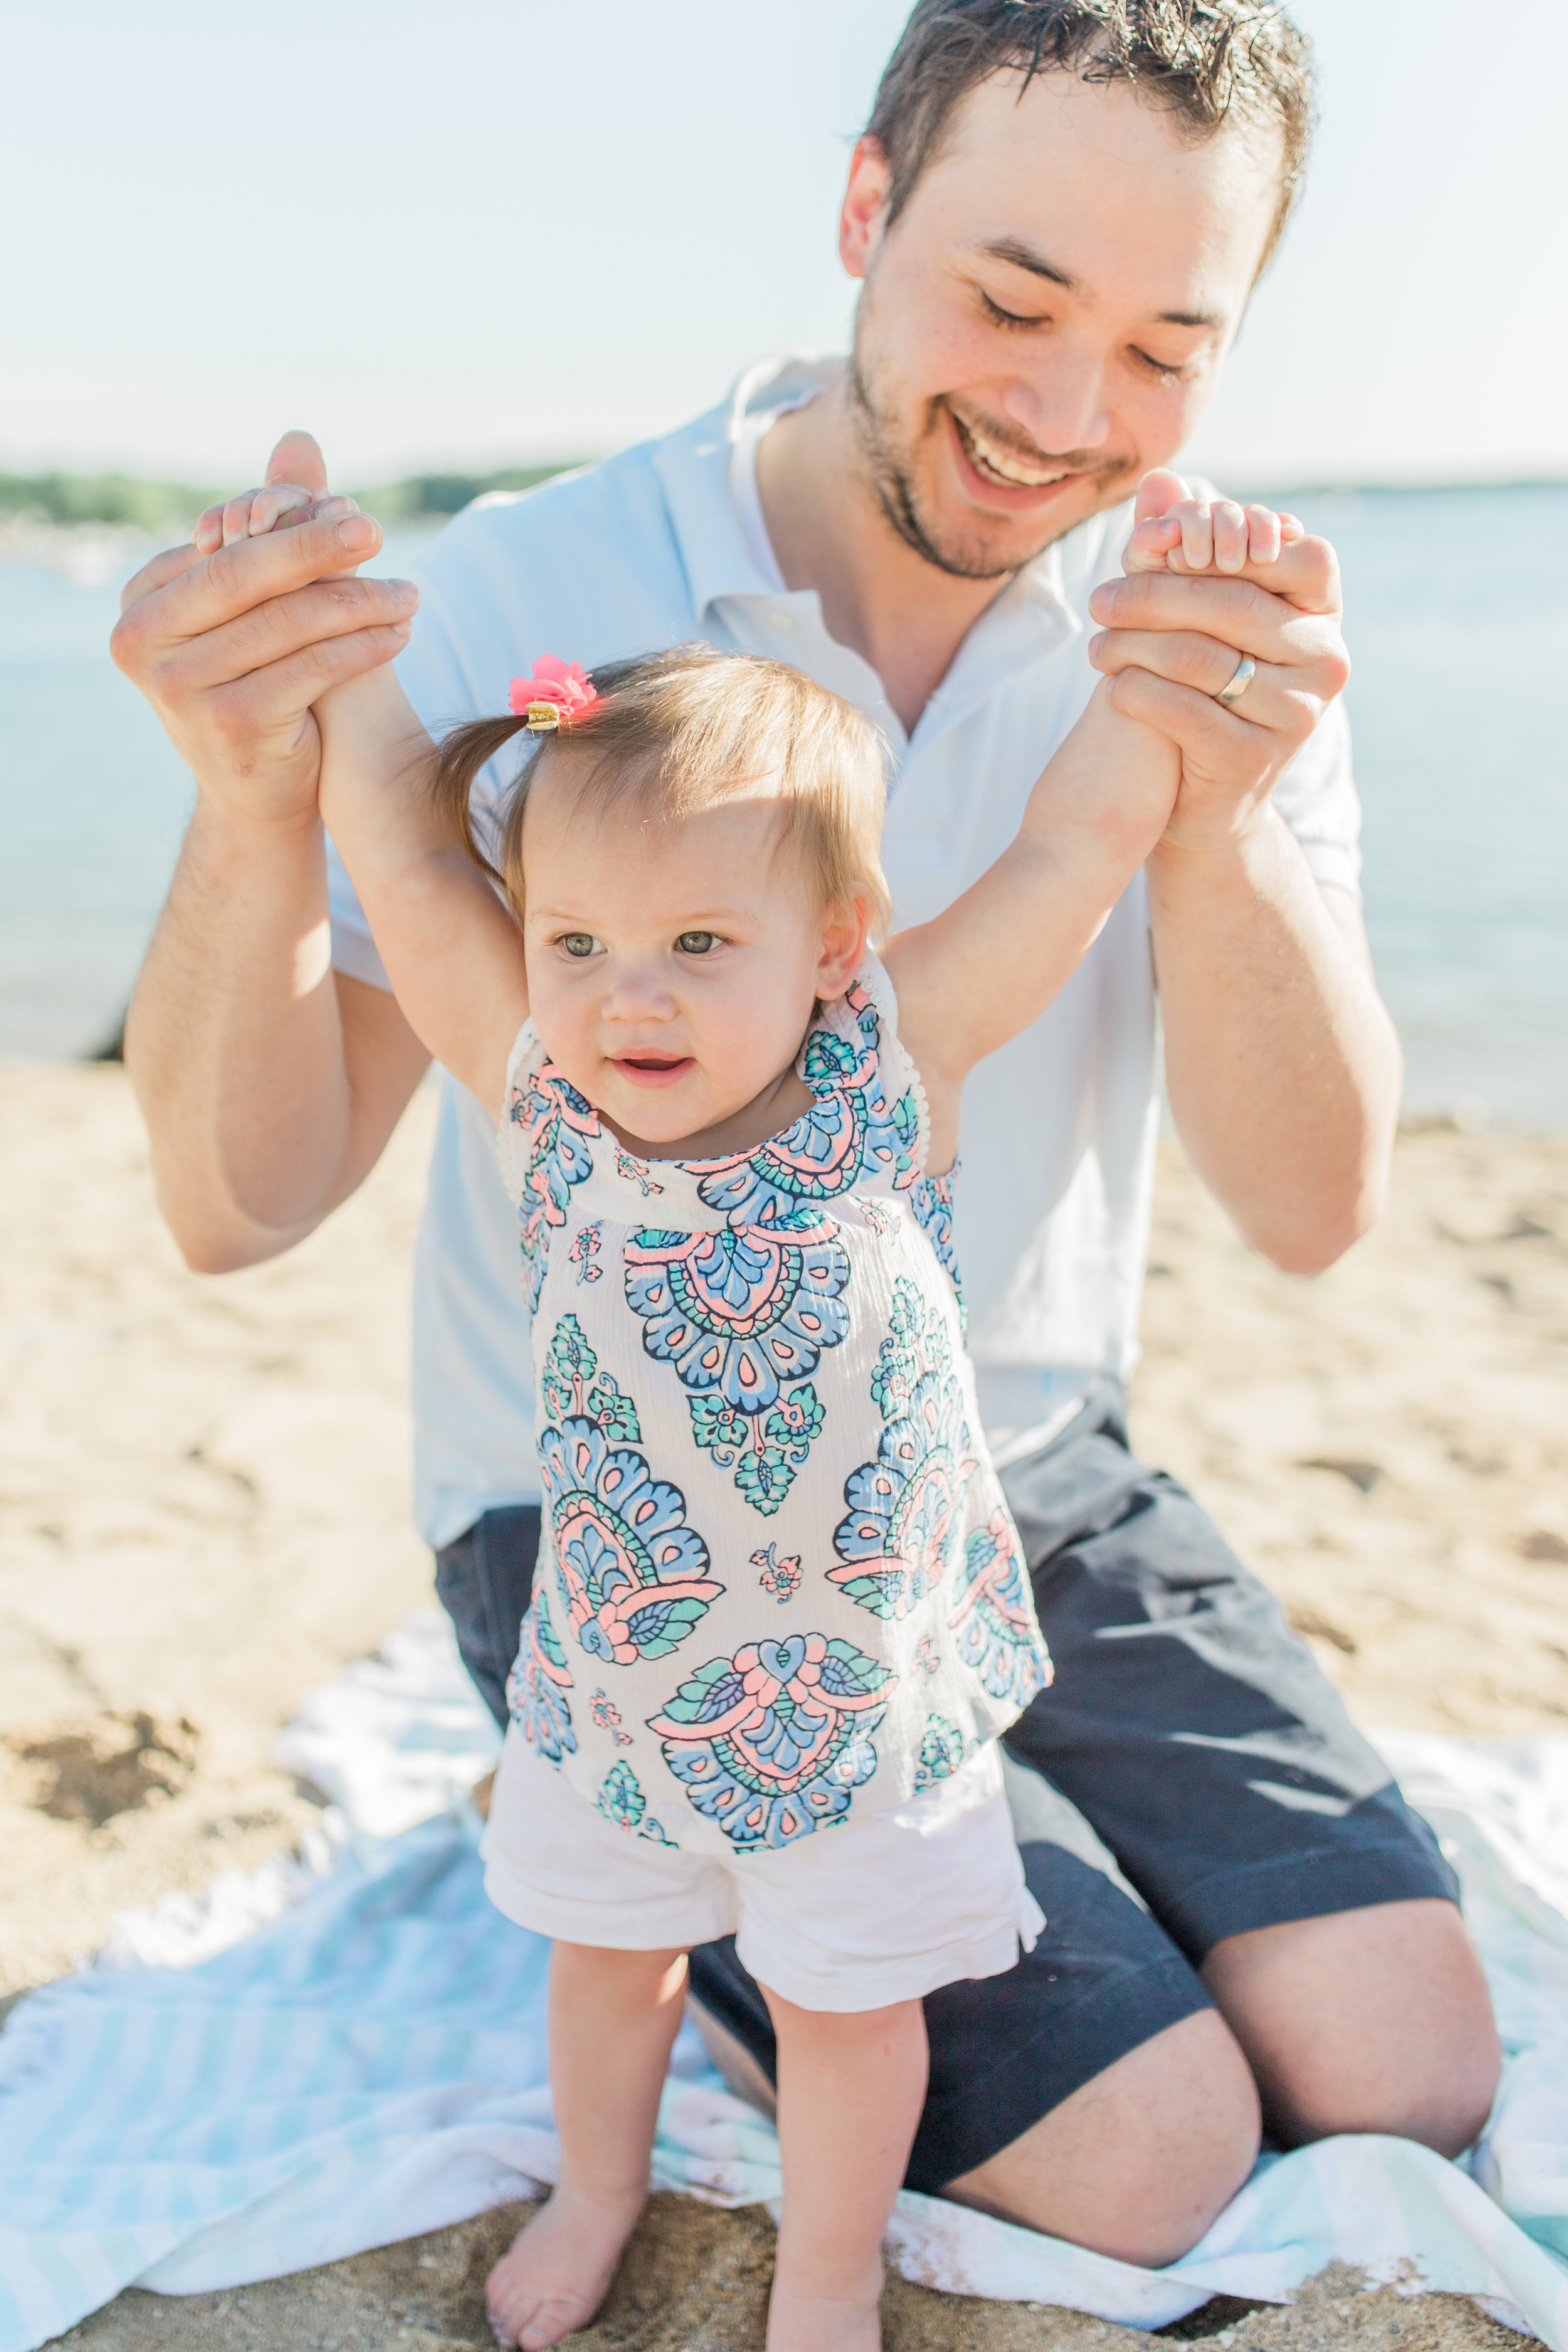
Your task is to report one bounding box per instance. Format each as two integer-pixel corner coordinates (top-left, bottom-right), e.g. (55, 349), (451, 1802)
(761, 1988), (928, 2352)
(487, 1942), (688, 2351)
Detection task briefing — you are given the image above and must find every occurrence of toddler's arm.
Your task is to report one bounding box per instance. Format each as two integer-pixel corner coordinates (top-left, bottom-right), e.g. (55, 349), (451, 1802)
(881, 675), (1178, 1135)
(211, 490), (529, 1115)
(882, 477), (1304, 1160)
(316, 664), (530, 1116)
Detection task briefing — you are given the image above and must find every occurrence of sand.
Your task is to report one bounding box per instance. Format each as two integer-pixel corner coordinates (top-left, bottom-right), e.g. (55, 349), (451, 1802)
(4, 1061), (1565, 2349)
(1133, 1125), (1568, 1735)
(33, 2200), (1528, 2352)
(0, 1064), (438, 1999)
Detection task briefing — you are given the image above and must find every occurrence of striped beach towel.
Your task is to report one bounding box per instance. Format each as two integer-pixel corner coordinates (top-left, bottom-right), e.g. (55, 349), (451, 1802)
(4, 1615), (1568, 2349)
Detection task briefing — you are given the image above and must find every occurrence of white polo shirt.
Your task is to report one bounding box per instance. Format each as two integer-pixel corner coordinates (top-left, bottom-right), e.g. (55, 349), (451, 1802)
(328, 354), (1363, 1550)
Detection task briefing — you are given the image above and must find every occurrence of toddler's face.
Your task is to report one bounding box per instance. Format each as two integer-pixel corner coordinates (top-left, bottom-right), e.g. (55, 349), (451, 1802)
(520, 767), (862, 1154)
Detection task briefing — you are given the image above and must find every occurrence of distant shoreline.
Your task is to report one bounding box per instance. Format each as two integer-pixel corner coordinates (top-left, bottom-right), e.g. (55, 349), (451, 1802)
(0, 464), (578, 541)
(6, 470), (1564, 590)
(1229, 475), (1568, 501)
(3, 465), (1565, 540)
(6, 461), (1560, 585)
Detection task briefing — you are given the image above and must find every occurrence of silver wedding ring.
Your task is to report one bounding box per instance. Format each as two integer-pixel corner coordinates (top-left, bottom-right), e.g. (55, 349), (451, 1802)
(1213, 653), (1256, 708)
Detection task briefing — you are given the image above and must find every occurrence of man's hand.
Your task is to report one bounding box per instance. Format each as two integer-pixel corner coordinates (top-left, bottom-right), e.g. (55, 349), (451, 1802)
(1082, 470), (1394, 1277)
(1087, 470), (1350, 857)
(111, 429), (419, 837)
(118, 429), (432, 1278)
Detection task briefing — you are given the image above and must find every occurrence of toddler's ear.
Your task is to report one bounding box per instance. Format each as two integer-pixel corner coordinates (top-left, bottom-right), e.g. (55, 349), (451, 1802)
(816, 897), (872, 998)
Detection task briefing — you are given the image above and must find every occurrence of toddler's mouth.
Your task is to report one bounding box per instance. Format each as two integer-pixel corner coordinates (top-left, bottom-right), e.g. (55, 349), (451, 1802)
(613, 1053), (694, 1088)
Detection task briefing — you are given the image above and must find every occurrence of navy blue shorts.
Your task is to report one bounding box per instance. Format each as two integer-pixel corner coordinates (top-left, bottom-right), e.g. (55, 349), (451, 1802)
(436, 1381), (1455, 2195)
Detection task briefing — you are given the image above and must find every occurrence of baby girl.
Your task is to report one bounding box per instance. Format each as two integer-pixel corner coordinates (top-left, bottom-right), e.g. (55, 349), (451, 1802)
(206, 474), (1298, 2351)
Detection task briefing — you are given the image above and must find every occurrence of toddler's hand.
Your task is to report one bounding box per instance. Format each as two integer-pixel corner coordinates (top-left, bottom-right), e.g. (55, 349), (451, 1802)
(1118, 467), (1337, 617)
(191, 484), (362, 555)
(1123, 467), (1304, 579)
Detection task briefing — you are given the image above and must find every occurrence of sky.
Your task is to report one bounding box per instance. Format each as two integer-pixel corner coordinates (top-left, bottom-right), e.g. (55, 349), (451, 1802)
(4, 0), (1563, 492)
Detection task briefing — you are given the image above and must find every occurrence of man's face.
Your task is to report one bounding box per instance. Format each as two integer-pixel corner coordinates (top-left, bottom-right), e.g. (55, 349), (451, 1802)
(842, 70), (1283, 580)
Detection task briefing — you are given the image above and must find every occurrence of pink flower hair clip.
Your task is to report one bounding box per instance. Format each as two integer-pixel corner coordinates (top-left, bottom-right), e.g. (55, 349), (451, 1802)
(508, 654), (600, 733)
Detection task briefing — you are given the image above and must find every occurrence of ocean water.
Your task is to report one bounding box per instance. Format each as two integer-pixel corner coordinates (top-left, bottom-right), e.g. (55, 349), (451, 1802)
(1281, 484), (1567, 1131)
(1, 489), (1564, 1125)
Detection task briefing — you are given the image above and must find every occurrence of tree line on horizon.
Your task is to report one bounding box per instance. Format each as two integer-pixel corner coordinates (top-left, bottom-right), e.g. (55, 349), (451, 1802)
(0, 464), (578, 536)
(3, 467), (1555, 545)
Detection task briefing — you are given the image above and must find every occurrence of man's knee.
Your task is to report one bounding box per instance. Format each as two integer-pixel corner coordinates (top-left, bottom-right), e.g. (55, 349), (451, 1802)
(943, 2007), (1261, 2268)
(1202, 1898), (1502, 2157)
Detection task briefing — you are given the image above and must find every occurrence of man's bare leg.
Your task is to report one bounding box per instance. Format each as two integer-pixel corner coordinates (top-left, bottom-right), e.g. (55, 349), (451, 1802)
(761, 1988), (928, 2352)
(692, 1998), (1260, 2270)
(944, 2007), (1260, 2265)
(1201, 1899), (1501, 2154)
(689, 1903), (1496, 2272)
(487, 1943), (687, 2351)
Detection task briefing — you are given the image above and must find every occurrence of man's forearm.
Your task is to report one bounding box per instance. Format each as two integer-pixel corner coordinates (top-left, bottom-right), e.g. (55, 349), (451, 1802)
(125, 802), (408, 1271)
(1148, 810), (1401, 1275)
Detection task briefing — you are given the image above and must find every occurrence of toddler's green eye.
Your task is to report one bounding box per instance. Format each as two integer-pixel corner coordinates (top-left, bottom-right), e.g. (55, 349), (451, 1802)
(561, 933), (598, 958)
(677, 931), (718, 955)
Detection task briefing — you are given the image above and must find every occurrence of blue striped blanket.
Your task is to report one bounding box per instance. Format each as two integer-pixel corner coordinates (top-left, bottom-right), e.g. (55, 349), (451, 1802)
(5, 1616), (1568, 2349)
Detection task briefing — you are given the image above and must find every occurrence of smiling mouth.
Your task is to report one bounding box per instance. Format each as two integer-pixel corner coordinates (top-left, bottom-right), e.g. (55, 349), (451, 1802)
(952, 411), (1076, 491)
(615, 1054), (692, 1082)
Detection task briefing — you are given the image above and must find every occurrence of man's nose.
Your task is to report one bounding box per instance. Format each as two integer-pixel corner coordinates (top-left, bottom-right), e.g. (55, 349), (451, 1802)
(1002, 351), (1114, 456)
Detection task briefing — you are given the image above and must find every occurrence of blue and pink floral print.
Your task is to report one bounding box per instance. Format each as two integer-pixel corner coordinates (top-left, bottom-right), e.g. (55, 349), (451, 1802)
(498, 958), (1051, 1857)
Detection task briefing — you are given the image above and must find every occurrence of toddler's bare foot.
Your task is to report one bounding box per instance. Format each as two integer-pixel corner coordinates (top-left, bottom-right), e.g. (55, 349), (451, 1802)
(766, 2269), (884, 2352)
(486, 2182), (645, 2349)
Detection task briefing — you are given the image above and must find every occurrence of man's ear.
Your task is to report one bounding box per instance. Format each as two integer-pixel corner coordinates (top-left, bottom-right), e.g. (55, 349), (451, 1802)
(816, 896), (872, 999)
(839, 136), (893, 282)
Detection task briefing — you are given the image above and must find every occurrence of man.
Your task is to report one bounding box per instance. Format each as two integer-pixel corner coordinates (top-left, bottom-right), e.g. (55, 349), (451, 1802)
(114, 0), (1499, 2267)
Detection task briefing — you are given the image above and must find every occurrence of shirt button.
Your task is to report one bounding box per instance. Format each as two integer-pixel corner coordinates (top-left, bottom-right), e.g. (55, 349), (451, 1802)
(771, 610), (795, 630)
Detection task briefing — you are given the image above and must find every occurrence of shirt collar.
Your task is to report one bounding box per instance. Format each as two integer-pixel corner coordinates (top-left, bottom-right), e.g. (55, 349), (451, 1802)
(651, 352), (835, 620)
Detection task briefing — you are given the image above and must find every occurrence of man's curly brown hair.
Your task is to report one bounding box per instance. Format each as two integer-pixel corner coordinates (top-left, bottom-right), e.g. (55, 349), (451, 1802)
(866, 0), (1316, 277)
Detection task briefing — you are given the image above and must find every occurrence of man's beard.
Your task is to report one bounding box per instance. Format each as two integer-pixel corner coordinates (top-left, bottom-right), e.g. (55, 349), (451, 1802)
(846, 330), (1134, 584)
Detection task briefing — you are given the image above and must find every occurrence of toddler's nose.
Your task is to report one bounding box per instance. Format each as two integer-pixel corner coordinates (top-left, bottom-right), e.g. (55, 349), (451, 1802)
(601, 970), (679, 1024)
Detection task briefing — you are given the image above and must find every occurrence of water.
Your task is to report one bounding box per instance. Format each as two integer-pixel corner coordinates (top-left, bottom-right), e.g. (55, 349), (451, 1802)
(1279, 485), (1568, 1131)
(2, 492), (1564, 1124)
(0, 526), (436, 1062)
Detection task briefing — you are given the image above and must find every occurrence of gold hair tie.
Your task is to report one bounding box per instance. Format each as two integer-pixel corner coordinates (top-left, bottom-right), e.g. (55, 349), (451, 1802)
(507, 658), (599, 731)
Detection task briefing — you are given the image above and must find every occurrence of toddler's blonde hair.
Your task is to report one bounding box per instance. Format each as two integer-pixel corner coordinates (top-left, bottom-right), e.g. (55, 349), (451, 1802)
(430, 645), (893, 934)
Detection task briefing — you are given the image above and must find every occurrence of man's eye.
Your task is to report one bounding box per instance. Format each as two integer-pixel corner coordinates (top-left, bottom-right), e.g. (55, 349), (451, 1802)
(982, 291), (1041, 330)
(1133, 348), (1187, 384)
(676, 931), (719, 955)
(560, 933), (600, 958)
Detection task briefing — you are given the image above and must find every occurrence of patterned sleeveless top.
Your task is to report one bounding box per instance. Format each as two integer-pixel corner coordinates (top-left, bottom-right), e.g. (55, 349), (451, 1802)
(496, 955), (1051, 1858)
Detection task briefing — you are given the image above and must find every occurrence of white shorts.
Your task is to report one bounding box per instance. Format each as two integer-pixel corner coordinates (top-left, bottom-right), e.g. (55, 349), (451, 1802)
(482, 1726), (1044, 2013)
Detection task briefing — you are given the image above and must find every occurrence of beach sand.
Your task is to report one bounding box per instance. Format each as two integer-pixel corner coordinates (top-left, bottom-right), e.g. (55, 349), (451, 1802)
(4, 1062), (1565, 2350)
